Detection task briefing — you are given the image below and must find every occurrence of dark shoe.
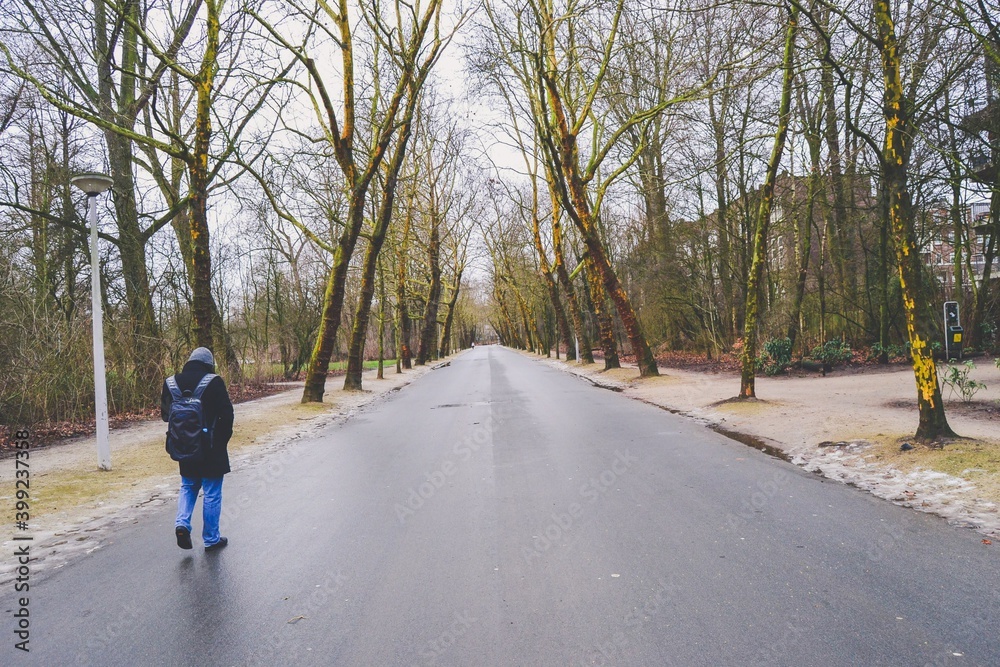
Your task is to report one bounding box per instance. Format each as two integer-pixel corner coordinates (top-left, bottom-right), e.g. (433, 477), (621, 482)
(175, 526), (192, 550)
(205, 537), (228, 551)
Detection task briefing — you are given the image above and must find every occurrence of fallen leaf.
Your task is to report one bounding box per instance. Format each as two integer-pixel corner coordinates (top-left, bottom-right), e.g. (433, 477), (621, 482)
(983, 539), (992, 546)
(288, 615), (306, 624)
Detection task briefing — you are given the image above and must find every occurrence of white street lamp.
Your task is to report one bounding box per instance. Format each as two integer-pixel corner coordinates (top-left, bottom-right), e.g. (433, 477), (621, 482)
(71, 172), (115, 471)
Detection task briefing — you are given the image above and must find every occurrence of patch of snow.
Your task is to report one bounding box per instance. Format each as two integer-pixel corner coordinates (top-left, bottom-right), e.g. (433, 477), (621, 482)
(796, 442), (1000, 538)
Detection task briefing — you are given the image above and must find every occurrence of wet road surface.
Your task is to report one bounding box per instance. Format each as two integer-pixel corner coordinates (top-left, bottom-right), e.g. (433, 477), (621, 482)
(2, 345), (998, 665)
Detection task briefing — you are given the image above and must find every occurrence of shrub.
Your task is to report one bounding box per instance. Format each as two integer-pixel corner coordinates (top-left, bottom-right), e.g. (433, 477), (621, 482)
(939, 360), (986, 403)
(811, 338), (852, 366)
(758, 337), (793, 376)
(870, 342), (907, 361)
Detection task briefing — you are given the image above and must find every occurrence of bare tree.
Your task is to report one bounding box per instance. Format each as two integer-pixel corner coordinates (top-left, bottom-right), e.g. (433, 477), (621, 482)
(253, 0), (455, 402)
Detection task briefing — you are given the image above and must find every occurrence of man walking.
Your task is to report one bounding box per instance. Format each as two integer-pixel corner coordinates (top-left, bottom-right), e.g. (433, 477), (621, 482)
(161, 347), (234, 551)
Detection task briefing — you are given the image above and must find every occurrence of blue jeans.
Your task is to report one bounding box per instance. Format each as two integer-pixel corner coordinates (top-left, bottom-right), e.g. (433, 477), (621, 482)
(175, 475), (224, 546)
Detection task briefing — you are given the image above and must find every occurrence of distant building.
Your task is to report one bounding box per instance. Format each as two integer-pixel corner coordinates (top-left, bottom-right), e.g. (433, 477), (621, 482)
(920, 202), (998, 297)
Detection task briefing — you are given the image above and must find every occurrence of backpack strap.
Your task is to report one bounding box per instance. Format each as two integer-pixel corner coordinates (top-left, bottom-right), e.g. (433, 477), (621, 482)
(191, 373), (217, 400)
(193, 374), (218, 444)
(165, 376), (183, 402)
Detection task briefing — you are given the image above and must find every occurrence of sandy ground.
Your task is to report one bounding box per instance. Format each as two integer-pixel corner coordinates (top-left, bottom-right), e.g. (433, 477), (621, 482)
(0, 361), (443, 584)
(535, 352), (1000, 541)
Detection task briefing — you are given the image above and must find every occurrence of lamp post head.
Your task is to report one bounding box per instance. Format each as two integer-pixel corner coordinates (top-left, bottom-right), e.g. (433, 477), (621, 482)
(71, 173), (114, 196)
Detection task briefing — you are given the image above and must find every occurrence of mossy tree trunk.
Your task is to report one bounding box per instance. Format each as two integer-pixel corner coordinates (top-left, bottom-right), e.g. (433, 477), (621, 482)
(416, 206), (442, 365)
(740, 4), (799, 399)
(185, 0), (220, 351)
(439, 264), (465, 358)
(584, 255), (620, 370)
(344, 104), (419, 390)
(530, 180), (574, 360)
(874, 0), (956, 441)
(396, 210), (414, 370)
(299, 0), (446, 402)
(553, 237), (593, 363)
(377, 257), (386, 380)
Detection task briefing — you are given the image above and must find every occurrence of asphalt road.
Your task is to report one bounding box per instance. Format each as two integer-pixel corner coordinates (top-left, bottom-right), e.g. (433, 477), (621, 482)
(3, 345), (999, 666)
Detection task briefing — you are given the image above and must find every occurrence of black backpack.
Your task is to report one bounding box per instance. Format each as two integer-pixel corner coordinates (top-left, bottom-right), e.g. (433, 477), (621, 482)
(165, 374), (217, 463)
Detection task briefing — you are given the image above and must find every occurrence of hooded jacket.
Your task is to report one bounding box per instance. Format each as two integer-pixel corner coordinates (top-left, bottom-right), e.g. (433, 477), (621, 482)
(161, 360), (234, 478)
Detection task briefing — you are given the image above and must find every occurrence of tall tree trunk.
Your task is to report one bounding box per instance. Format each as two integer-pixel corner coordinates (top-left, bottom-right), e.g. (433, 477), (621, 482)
(343, 228), (389, 390)
(546, 280), (573, 360)
(554, 256), (592, 363)
(439, 266), (464, 358)
(551, 195), (592, 363)
(509, 277), (537, 352)
(416, 210), (442, 365)
(709, 93), (736, 342)
(788, 133), (819, 350)
(942, 86), (965, 318)
(164, 194), (240, 378)
(186, 0), (221, 352)
(94, 0), (160, 384)
(377, 257), (386, 380)
(396, 210), (413, 369)
(302, 200), (367, 400)
(299, 0), (445, 401)
(532, 193), (574, 360)
(740, 4), (798, 399)
(105, 131), (161, 376)
(495, 285), (521, 348)
(874, 0), (955, 441)
(877, 176), (891, 362)
(568, 202), (655, 375)
(788, 71), (821, 350)
(584, 256), (620, 369)
(344, 112), (416, 390)
(536, 1), (657, 377)
(820, 29), (854, 327)
(949, 181), (964, 310)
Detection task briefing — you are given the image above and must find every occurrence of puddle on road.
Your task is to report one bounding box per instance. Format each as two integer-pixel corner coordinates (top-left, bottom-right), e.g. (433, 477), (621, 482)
(709, 423), (793, 463)
(636, 397), (794, 463)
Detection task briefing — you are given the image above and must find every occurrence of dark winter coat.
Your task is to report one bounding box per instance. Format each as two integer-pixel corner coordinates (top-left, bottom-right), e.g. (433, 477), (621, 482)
(161, 360), (234, 478)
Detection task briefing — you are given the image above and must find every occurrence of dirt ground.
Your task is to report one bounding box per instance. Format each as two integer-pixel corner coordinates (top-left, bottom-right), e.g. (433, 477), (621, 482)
(0, 362), (440, 584)
(537, 352), (1000, 541)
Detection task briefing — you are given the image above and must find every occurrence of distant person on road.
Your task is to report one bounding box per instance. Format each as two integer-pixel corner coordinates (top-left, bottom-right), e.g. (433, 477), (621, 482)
(161, 347), (234, 551)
